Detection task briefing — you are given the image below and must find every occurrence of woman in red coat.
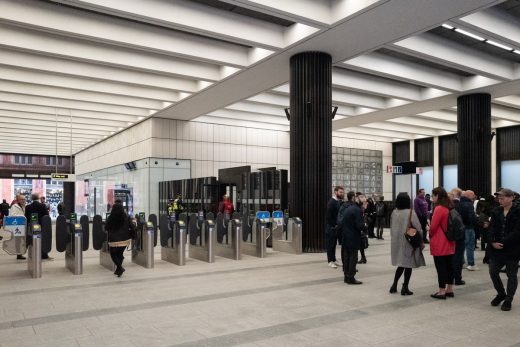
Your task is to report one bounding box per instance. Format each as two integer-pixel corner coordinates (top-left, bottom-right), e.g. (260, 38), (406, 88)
(429, 187), (456, 299)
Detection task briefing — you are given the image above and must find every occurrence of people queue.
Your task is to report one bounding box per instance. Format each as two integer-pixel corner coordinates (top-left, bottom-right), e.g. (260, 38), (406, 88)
(326, 186), (520, 311)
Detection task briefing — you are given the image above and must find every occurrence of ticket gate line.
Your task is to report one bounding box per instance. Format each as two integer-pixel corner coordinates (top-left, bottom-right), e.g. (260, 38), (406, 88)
(188, 213), (216, 263)
(132, 219), (155, 269)
(160, 214), (187, 266)
(215, 213), (242, 260)
(65, 223), (84, 275)
(272, 217), (303, 255)
(92, 215), (116, 272)
(242, 218), (268, 258)
(27, 223), (42, 279)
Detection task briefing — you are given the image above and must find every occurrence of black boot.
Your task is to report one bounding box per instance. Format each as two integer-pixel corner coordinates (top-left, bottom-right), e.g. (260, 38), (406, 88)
(389, 283), (398, 294)
(357, 258), (367, 264)
(401, 284), (413, 296)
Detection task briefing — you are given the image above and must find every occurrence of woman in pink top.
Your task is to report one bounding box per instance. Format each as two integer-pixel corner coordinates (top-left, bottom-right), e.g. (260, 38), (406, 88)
(429, 187), (456, 299)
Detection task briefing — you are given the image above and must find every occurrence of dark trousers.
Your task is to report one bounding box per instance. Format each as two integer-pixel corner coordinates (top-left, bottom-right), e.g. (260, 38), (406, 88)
(453, 238), (465, 282)
(110, 246), (126, 270)
(341, 246), (358, 279)
(367, 216), (376, 237)
(489, 255), (519, 300)
(418, 215), (428, 242)
(376, 216), (385, 239)
(434, 255), (454, 288)
(325, 227), (338, 263)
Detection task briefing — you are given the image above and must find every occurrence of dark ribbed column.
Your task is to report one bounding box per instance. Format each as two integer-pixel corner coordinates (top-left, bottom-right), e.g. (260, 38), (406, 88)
(457, 93), (491, 197)
(289, 52), (332, 253)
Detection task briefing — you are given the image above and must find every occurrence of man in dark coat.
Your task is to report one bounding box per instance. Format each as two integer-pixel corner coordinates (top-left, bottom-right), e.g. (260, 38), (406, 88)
(489, 188), (520, 311)
(325, 186), (344, 268)
(337, 191), (364, 285)
(25, 193), (52, 260)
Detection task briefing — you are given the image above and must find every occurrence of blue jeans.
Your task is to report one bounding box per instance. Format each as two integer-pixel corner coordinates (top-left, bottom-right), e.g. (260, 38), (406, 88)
(465, 228), (476, 266)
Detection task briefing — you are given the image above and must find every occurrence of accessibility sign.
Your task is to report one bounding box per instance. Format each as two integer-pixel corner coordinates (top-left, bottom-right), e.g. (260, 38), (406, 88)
(256, 211), (270, 220)
(272, 210), (284, 226)
(4, 216), (26, 237)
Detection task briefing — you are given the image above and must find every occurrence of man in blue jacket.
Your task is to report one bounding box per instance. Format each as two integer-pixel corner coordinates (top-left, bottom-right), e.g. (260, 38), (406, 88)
(337, 191), (364, 285)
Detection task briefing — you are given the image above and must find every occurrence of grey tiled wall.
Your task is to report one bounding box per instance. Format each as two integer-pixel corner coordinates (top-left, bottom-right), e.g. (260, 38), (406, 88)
(332, 147), (383, 195)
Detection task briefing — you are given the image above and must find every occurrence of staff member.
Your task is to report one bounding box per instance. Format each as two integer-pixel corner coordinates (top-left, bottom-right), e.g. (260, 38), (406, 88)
(326, 186), (344, 268)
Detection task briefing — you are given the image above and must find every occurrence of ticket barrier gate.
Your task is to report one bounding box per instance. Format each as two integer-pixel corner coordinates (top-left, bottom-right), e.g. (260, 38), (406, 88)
(132, 216), (155, 269)
(188, 212), (216, 263)
(272, 217), (303, 254)
(56, 215), (89, 275)
(27, 223), (42, 278)
(92, 215), (115, 272)
(160, 214), (187, 266)
(215, 213), (242, 260)
(242, 215), (268, 258)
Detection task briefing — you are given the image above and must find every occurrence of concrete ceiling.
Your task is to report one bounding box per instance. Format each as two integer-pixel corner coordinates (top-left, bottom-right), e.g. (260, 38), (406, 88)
(0, 0), (519, 156)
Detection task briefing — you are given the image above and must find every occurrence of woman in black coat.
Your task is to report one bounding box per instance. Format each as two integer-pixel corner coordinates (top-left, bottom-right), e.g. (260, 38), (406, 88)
(105, 203), (135, 277)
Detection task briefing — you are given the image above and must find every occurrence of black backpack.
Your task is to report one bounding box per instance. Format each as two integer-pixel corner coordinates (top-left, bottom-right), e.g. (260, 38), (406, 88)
(442, 208), (465, 241)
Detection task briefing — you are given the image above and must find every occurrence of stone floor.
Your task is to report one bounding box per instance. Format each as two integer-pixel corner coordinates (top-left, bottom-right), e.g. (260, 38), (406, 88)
(0, 230), (519, 347)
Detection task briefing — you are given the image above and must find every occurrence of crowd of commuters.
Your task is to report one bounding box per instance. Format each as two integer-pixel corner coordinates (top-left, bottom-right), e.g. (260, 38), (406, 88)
(327, 185), (520, 311)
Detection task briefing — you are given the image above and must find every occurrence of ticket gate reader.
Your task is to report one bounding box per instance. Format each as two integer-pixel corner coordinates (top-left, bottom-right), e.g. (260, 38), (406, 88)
(27, 223), (42, 278)
(242, 217), (268, 258)
(65, 223), (84, 275)
(2, 216), (27, 257)
(215, 213), (242, 260)
(56, 214), (89, 275)
(272, 217), (303, 254)
(188, 213), (216, 263)
(160, 214), (187, 266)
(93, 215), (115, 272)
(132, 220), (155, 268)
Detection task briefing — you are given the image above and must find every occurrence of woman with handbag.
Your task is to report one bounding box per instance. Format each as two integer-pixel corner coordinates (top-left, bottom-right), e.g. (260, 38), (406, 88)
(105, 203), (135, 277)
(390, 193), (426, 295)
(429, 187), (456, 299)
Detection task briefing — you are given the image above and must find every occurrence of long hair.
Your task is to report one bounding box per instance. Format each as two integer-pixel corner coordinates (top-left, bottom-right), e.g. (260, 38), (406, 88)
(432, 187), (453, 209)
(107, 203), (127, 228)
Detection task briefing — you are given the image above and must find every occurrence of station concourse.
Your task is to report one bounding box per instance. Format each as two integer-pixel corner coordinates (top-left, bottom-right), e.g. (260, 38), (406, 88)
(1, 0), (520, 346)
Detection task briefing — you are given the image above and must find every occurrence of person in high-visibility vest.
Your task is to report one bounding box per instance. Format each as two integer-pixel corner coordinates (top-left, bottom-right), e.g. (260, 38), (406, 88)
(168, 195), (184, 218)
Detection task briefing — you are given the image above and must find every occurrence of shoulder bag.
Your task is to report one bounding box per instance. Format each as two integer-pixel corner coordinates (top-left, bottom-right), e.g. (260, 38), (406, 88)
(405, 209), (422, 249)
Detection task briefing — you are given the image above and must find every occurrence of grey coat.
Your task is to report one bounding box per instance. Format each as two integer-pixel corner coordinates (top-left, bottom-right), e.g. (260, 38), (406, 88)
(390, 209), (426, 268)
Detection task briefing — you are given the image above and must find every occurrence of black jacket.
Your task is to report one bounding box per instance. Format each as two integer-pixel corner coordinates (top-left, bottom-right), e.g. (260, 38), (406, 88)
(337, 202), (363, 251)
(375, 201), (387, 217)
(1, 202), (9, 216)
(106, 214), (135, 242)
(458, 197), (478, 229)
(490, 205), (520, 260)
(326, 198), (340, 228)
(25, 200), (49, 224)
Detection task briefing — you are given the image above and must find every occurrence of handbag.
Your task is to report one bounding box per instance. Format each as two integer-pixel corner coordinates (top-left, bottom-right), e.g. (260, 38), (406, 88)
(405, 209), (422, 249)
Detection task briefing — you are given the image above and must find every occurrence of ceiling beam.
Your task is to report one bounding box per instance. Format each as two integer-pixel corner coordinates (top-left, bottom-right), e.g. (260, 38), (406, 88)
(0, 0), (265, 68)
(0, 24), (226, 82)
(390, 32), (515, 81)
(0, 109), (131, 128)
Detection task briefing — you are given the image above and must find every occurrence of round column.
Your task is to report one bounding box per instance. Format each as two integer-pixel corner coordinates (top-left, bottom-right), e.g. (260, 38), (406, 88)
(289, 52), (332, 252)
(457, 93), (491, 197)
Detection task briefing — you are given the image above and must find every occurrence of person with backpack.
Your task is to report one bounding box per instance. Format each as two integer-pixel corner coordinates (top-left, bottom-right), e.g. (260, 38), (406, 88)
(451, 188), (466, 285)
(375, 196), (387, 240)
(429, 187), (456, 299)
(488, 188), (520, 311)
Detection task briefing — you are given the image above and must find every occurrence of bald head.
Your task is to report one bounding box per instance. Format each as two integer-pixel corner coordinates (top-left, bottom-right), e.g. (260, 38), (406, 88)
(463, 190), (476, 201)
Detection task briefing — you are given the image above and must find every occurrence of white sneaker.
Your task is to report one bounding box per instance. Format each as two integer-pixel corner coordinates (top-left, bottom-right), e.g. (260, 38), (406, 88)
(328, 262), (338, 269)
(467, 265), (479, 271)
(333, 261), (341, 267)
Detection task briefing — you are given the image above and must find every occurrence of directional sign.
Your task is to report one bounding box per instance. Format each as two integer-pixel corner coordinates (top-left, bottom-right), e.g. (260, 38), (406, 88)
(4, 216), (26, 237)
(256, 211), (270, 219)
(51, 173), (76, 182)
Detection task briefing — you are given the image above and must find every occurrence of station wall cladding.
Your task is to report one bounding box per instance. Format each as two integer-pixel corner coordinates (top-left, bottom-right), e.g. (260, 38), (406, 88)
(332, 147), (383, 195)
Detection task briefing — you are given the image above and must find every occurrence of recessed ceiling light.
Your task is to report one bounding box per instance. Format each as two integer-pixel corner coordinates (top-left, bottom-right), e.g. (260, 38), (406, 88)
(128, 122), (133, 126)
(513, 50), (520, 55)
(454, 28), (485, 41)
(486, 40), (512, 51)
(442, 24), (454, 30)
(137, 116), (144, 121)
(118, 127), (123, 131)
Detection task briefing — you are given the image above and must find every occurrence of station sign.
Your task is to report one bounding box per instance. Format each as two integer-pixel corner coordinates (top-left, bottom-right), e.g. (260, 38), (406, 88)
(51, 173), (76, 182)
(386, 165), (402, 174)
